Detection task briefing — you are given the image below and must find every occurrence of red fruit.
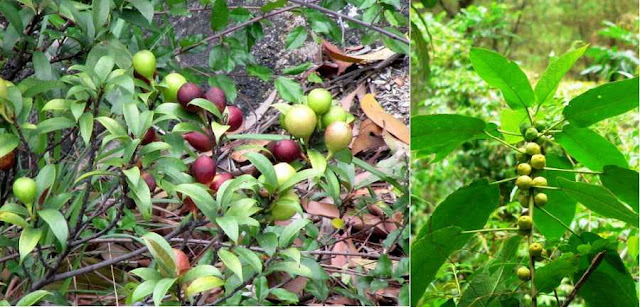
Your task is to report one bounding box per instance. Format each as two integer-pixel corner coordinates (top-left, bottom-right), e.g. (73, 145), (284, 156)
(177, 83), (203, 112)
(205, 87), (227, 113)
(141, 172), (156, 192)
(140, 128), (157, 145)
(183, 132), (214, 152)
(271, 140), (301, 163)
(0, 150), (15, 171)
(226, 106), (243, 132)
(210, 173), (234, 192)
(191, 155), (216, 184)
(172, 248), (190, 275)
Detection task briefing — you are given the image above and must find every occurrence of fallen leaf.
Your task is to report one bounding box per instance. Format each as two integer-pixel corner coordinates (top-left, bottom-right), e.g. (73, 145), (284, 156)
(230, 139), (270, 163)
(322, 40), (395, 64)
(351, 119), (386, 154)
(360, 94), (409, 144)
(304, 201), (340, 218)
(341, 82), (365, 111)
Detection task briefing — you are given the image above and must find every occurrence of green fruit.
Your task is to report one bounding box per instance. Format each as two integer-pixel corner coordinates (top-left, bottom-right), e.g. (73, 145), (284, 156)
(524, 127), (539, 141)
(271, 189), (300, 221)
(530, 154), (546, 169)
(529, 243), (543, 258)
(132, 50), (156, 79)
(525, 142), (541, 155)
(532, 176), (547, 187)
(307, 88), (332, 115)
(516, 163), (532, 176)
(162, 73), (187, 102)
(279, 113), (287, 130)
(321, 105), (348, 127)
(325, 121), (352, 153)
(534, 193), (548, 207)
(517, 216), (533, 230)
(535, 135), (547, 145)
(274, 162), (296, 186)
(515, 147), (528, 163)
(284, 105), (317, 139)
(519, 122), (532, 136)
(516, 175), (532, 190)
(13, 177), (37, 204)
(517, 267), (531, 281)
(535, 120), (547, 132)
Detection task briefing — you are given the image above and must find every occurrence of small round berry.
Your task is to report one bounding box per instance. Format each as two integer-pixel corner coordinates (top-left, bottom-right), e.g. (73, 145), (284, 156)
(532, 176), (547, 187)
(529, 243), (543, 258)
(530, 154), (546, 169)
(517, 267), (531, 281)
(516, 175), (533, 190)
(524, 127), (539, 141)
(517, 216), (533, 230)
(525, 142), (541, 155)
(516, 163), (532, 176)
(534, 193), (548, 207)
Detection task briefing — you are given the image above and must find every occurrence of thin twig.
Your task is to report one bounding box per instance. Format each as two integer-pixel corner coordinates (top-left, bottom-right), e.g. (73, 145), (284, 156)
(560, 251), (606, 307)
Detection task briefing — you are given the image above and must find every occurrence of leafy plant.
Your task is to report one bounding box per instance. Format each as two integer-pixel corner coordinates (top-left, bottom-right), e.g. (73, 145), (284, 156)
(411, 46), (639, 306)
(0, 0), (408, 305)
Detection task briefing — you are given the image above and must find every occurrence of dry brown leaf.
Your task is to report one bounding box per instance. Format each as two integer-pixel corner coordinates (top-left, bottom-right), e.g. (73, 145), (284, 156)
(322, 40), (395, 64)
(360, 94), (409, 144)
(341, 82), (365, 110)
(229, 139), (270, 163)
(351, 119), (386, 155)
(331, 241), (351, 268)
(303, 201), (340, 218)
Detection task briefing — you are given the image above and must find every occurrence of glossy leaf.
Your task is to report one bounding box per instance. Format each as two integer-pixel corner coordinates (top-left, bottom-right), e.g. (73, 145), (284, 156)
(38, 209), (69, 250)
(535, 45), (588, 104)
(218, 249), (243, 280)
(600, 165), (639, 212)
(411, 114), (486, 161)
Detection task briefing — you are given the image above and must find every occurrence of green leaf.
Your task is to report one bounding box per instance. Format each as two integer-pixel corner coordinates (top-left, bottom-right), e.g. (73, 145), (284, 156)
(37, 117), (75, 134)
(15, 290), (51, 306)
(381, 27), (409, 55)
(42, 99), (70, 111)
(499, 108), (528, 144)
(78, 113), (93, 145)
(600, 165), (639, 212)
(235, 246), (263, 273)
(185, 276), (224, 296)
(131, 268), (164, 281)
(0, 211), (28, 228)
(128, 0), (154, 24)
(535, 253), (580, 293)
(245, 152), (278, 193)
(278, 169), (321, 192)
(153, 278), (176, 306)
(218, 249), (243, 280)
(282, 62), (312, 75)
(275, 77), (303, 103)
(557, 178), (638, 227)
(247, 65), (273, 81)
(0, 133), (19, 158)
(555, 125), (628, 171)
(261, 0), (287, 12)
(257, 232), (277, 256)
(0, 2), (23, 33)
(210, 0), (229, 31)
(96, 117), (127, 136)
(19, 227), (43, 264)
(270, 288), (299, 304)
(535, 45), (588, 104)
(142, 232), (177, 277)
(411, 114), (486, 161)
(94, 55), (115, 83)
(175, 183), (217, 223)
(307, 149), (327, 173)
(412, 180), (499, 306)
(285, 26), (307, 50)
(132, 280), (157, 303)
(38, 209), (69, 250)
(279, 218), (309, 247)
(182, 265), (222, 284)
(216, 216), (239, 243)
(33, 51), (53, 81)
(533, 155), (577, 241)
(190, 98), (222, 118)
(469, 48), (534, 109)
(563, 77), (639, 127)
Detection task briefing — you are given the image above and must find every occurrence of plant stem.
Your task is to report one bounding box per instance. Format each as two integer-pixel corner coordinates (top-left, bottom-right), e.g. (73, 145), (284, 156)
(497, 129), (522, 136)
(483, 131), (525, 153)
(461, 228), (518, 234)
(541, 118), (565, 135)
(534, 186), (560, 190)
(560, 251), (606, 307)
(529, 195), (537, 307)
(543, 167), (602, 175)
(490, 177), (518, 185)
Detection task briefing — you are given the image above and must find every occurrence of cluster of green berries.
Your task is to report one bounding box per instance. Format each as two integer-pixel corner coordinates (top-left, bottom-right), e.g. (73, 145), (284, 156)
(514, 123), (551, 281)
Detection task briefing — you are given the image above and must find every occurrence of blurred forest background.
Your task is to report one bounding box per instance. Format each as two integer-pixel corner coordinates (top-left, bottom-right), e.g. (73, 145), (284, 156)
(411, 0), (638, 304)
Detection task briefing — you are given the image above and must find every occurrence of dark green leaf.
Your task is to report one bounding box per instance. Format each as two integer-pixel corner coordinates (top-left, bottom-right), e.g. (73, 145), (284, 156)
(210, 0), (229, 31)
(411, 114), (486, 161)
(38, 209), (69, 250)
(247, 65), (273, 81)
(555, 125), (628, 171)
(534, 154), (577, 241)
(275, 77), (303, 103)
(285, 26), (307, 50)
(600, 165), (639, 212)
(535, 253), (580, 293)
(15, 290), (51, 306)
(33, 51), (53, 81)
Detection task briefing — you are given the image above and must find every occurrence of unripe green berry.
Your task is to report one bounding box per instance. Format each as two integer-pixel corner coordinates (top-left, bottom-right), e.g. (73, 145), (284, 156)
(524, 127), (539, 141)
(534, 193), (548, 207)
(516, 175), (533, 190)
(529, 243), (543, 258)
(525, 142), (541, 155)
(13, 177), (37, 204)
(517, 266), (531, 281)
(515, 148), (529, 163)
(517, 216), (533, 230)
(519, 122), (532, 136)
(532, 176), (547, 187)
(530, 154), (546, 169)
(516, 163), (532, 176)
(535, 120), (547, 132)
(536, 135), (547, 145)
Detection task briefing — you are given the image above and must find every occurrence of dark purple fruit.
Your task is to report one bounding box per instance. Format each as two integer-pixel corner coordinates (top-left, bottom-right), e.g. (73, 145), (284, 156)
(205, 87), (227, 113)
(226, 106), (243, 132)
(271, 140), (301, 163)
(183, 132), (214, 152)
(140, 128), (157, 145)
(210, 173), (234, 192)
(141, 172), (156, 192)
(0, 150), (15, 171)
(191, 155), (216, 184)
(177, 83), (203, 112)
